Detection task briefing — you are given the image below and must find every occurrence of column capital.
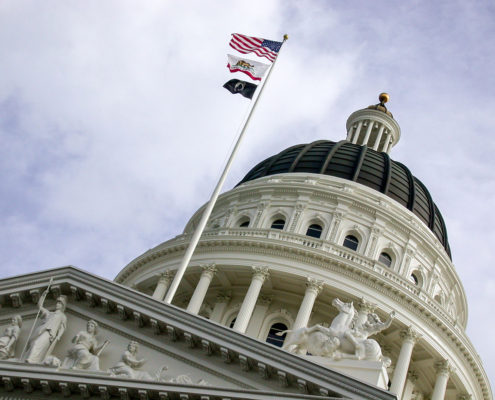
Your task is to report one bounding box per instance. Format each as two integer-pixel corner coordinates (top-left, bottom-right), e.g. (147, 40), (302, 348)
(201, 263), (218, 278)
(251, 266), (270, 282)
(157, 271), (174, 283)
(400, 326), (421, 343)
(407, 370), (419, 383)
(216, 291), (231, 303)
(258, 295), (273, 306)
(435, 359), (455, 377)
(457, 393), (472, 400)
(305, 277), (324, 295)
(357, 297), (377, 313)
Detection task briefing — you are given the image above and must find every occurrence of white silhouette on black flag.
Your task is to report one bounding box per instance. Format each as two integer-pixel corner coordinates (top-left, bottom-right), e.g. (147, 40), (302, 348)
(223, 79), (258, 99)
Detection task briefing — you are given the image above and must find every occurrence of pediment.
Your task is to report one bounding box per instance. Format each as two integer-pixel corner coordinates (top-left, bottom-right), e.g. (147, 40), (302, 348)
(0, 267), (395, 400)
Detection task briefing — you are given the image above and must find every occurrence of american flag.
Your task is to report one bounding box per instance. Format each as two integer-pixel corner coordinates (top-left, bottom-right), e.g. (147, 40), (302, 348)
(229, 33), (282, 62)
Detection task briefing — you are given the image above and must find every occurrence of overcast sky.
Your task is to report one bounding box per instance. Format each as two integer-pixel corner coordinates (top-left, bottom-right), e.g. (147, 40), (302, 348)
(1, 0), (494, 386)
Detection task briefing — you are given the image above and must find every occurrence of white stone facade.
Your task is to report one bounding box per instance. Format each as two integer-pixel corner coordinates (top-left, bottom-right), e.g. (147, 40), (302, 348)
(116, 172), (490, 399)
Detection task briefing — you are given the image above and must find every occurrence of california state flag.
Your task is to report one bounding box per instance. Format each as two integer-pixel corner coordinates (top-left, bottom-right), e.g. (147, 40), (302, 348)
(227, 54), (270, 81)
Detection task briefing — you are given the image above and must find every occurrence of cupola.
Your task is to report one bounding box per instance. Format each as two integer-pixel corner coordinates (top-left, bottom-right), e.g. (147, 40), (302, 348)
(345, 93), (401, 153)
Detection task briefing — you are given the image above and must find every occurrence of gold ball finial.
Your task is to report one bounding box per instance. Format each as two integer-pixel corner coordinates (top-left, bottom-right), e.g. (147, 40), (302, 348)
(379, 93), (390, 104)
(283, 34), (289, 41)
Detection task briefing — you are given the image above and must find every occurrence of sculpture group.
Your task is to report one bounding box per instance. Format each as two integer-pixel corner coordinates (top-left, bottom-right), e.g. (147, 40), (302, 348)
(0, 288), (206, 384)
(277, 298), (394, 366)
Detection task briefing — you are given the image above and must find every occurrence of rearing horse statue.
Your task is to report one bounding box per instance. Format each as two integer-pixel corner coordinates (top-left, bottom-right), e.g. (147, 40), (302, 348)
(277, 298), (355, 356)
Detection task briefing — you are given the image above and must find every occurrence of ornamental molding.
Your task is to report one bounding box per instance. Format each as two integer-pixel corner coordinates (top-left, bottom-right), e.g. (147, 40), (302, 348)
(0, 268), (399, 400)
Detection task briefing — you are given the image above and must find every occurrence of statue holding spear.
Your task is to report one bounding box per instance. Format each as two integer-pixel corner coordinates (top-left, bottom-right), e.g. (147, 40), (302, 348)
(21, 279), (68, 364)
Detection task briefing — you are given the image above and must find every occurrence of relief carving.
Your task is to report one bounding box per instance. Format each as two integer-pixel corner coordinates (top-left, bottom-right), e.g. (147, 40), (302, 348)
(23, 291), (67, 364)
(0, 315), (22, 360)
(61, 320), (109, 371)
(278, 298), (394, 365)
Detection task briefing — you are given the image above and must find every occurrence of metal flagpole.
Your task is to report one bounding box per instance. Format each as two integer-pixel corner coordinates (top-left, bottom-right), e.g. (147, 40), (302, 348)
(164, 34), (289, 304)
(19, 277), (53, 361)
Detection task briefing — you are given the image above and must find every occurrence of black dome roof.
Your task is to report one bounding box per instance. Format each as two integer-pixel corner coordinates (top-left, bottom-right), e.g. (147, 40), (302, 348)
(238, 140), (451, 258)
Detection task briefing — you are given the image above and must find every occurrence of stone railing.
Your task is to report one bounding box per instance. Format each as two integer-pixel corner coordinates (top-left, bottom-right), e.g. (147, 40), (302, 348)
(174, 228), (456, 324)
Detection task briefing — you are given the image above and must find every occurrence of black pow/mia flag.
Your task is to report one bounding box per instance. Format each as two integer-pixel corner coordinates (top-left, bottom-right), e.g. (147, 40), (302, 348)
(223, 79), (258, 99)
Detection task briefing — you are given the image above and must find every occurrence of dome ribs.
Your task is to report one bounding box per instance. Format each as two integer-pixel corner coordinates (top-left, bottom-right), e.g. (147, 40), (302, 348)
(352, 145), (368, 181)
(288, 140), (327, 172)
(320, 140), (347, 174)
(381, 152), (392, 195)
(415, 178), (436, 230)
(395, 162), (416, 211)
(237, 140), (451, 259)
(260, 144), (304, 177)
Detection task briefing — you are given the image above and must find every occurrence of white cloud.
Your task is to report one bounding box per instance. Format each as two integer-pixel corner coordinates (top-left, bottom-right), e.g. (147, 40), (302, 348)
(1, 0), (494, 386)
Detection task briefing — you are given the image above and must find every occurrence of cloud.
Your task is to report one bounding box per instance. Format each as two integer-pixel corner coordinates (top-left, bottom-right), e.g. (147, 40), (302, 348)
(1, 0), (494, 385)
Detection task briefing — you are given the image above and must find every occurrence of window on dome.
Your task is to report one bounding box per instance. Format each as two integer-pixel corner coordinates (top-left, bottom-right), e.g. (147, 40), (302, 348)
(239, 219), (250, 227)
(266, 322), (288, 347)
(409, 273), (419, 286)
(434, 294), (443, 304)
(271, 219), (285, 230)
(343, 235), (359, 251)
(229, 317), (237, 328)
(378, 252), (392, 267)
(306, 224), (323, 238)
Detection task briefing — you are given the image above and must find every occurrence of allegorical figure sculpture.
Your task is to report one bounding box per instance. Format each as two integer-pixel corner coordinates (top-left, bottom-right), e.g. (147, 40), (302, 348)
(24, 291), (67, 364)
(109, 341), (156, 380)
(278, 298), (395, 365)
(0, 315), (22, 360)
(61, 320), (109, 370)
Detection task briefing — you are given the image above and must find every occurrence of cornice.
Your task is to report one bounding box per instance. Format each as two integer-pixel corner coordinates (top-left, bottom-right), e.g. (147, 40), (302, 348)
(113, 237), (489, 400)
(0, 267), (395, 400)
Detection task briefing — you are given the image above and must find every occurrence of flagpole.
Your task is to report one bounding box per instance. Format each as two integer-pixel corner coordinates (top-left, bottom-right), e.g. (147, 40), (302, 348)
(164, 34), (288, 305)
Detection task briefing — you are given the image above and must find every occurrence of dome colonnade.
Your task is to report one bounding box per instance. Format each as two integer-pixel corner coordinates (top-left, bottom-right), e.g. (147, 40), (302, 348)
(115, 97), (490, 400)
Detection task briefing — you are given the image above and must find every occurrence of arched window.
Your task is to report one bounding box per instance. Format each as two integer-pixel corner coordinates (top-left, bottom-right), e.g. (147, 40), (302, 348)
(265, 322), (288, 347)
(271, 219), (285, 230)
(306, 224), (323, 238)
(409, 273), (419, 285)
(239, 219), (250, 227)
(343, 235), (359, 251)
(378, 252), (392, 267)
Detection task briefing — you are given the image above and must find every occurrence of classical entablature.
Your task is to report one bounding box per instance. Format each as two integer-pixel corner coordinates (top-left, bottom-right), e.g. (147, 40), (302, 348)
(113, 174), (490, 400)
(0, 267), (395, 400)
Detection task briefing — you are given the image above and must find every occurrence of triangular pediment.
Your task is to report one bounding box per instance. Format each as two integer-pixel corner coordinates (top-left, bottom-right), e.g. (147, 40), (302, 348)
(0, 267), (395, 400)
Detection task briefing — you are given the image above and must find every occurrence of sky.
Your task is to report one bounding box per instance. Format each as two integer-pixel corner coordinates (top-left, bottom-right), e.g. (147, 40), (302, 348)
(0, 0), (494, 387)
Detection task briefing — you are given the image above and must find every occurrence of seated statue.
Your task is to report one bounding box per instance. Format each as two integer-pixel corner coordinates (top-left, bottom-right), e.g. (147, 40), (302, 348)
(0, 315), (22, 360)
(62, 320), (108, 370)
(109, 341), (155, 380)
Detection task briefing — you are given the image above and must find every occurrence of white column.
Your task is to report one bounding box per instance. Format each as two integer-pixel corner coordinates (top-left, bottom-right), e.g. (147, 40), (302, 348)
(373, 124), (385, 151)
(152, 271), (174, 300)
(384, 135), (393, 153)
(246, 295), (273, 337)
(402, 371), (419, 400)
(431, 360), (453, 400)
(292, 278), (323, 330)
(380, 132), (390, 152)
(390, 327), (421, 398)
(362, 121), (374, 146)
(346, 125), (354, 141)
(210, 292), (231, 322)
(187, 264), (217, 314)
(233, 266), (270, 333)
(352, 121), (363, 144)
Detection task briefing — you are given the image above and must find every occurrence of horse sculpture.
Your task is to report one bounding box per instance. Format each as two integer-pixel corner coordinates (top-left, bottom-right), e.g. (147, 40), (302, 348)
(277, 298), (394, 366)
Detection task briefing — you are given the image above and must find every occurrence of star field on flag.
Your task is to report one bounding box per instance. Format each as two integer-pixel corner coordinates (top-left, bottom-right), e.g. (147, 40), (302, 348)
(229, 33), (282, 62)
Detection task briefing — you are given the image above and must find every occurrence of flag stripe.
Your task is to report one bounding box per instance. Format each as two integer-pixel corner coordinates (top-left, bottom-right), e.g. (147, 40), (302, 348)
(227, 63), (262, 80)
(229, 33), (281, 62)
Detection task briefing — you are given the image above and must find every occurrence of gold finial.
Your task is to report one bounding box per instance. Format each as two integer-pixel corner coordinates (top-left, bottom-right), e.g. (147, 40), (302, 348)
(283, 34), (289, 41)
(379, 92), (390, 104)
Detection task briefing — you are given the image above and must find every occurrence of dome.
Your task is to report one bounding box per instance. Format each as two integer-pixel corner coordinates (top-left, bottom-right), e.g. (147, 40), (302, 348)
(238, 139), (451, 258)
